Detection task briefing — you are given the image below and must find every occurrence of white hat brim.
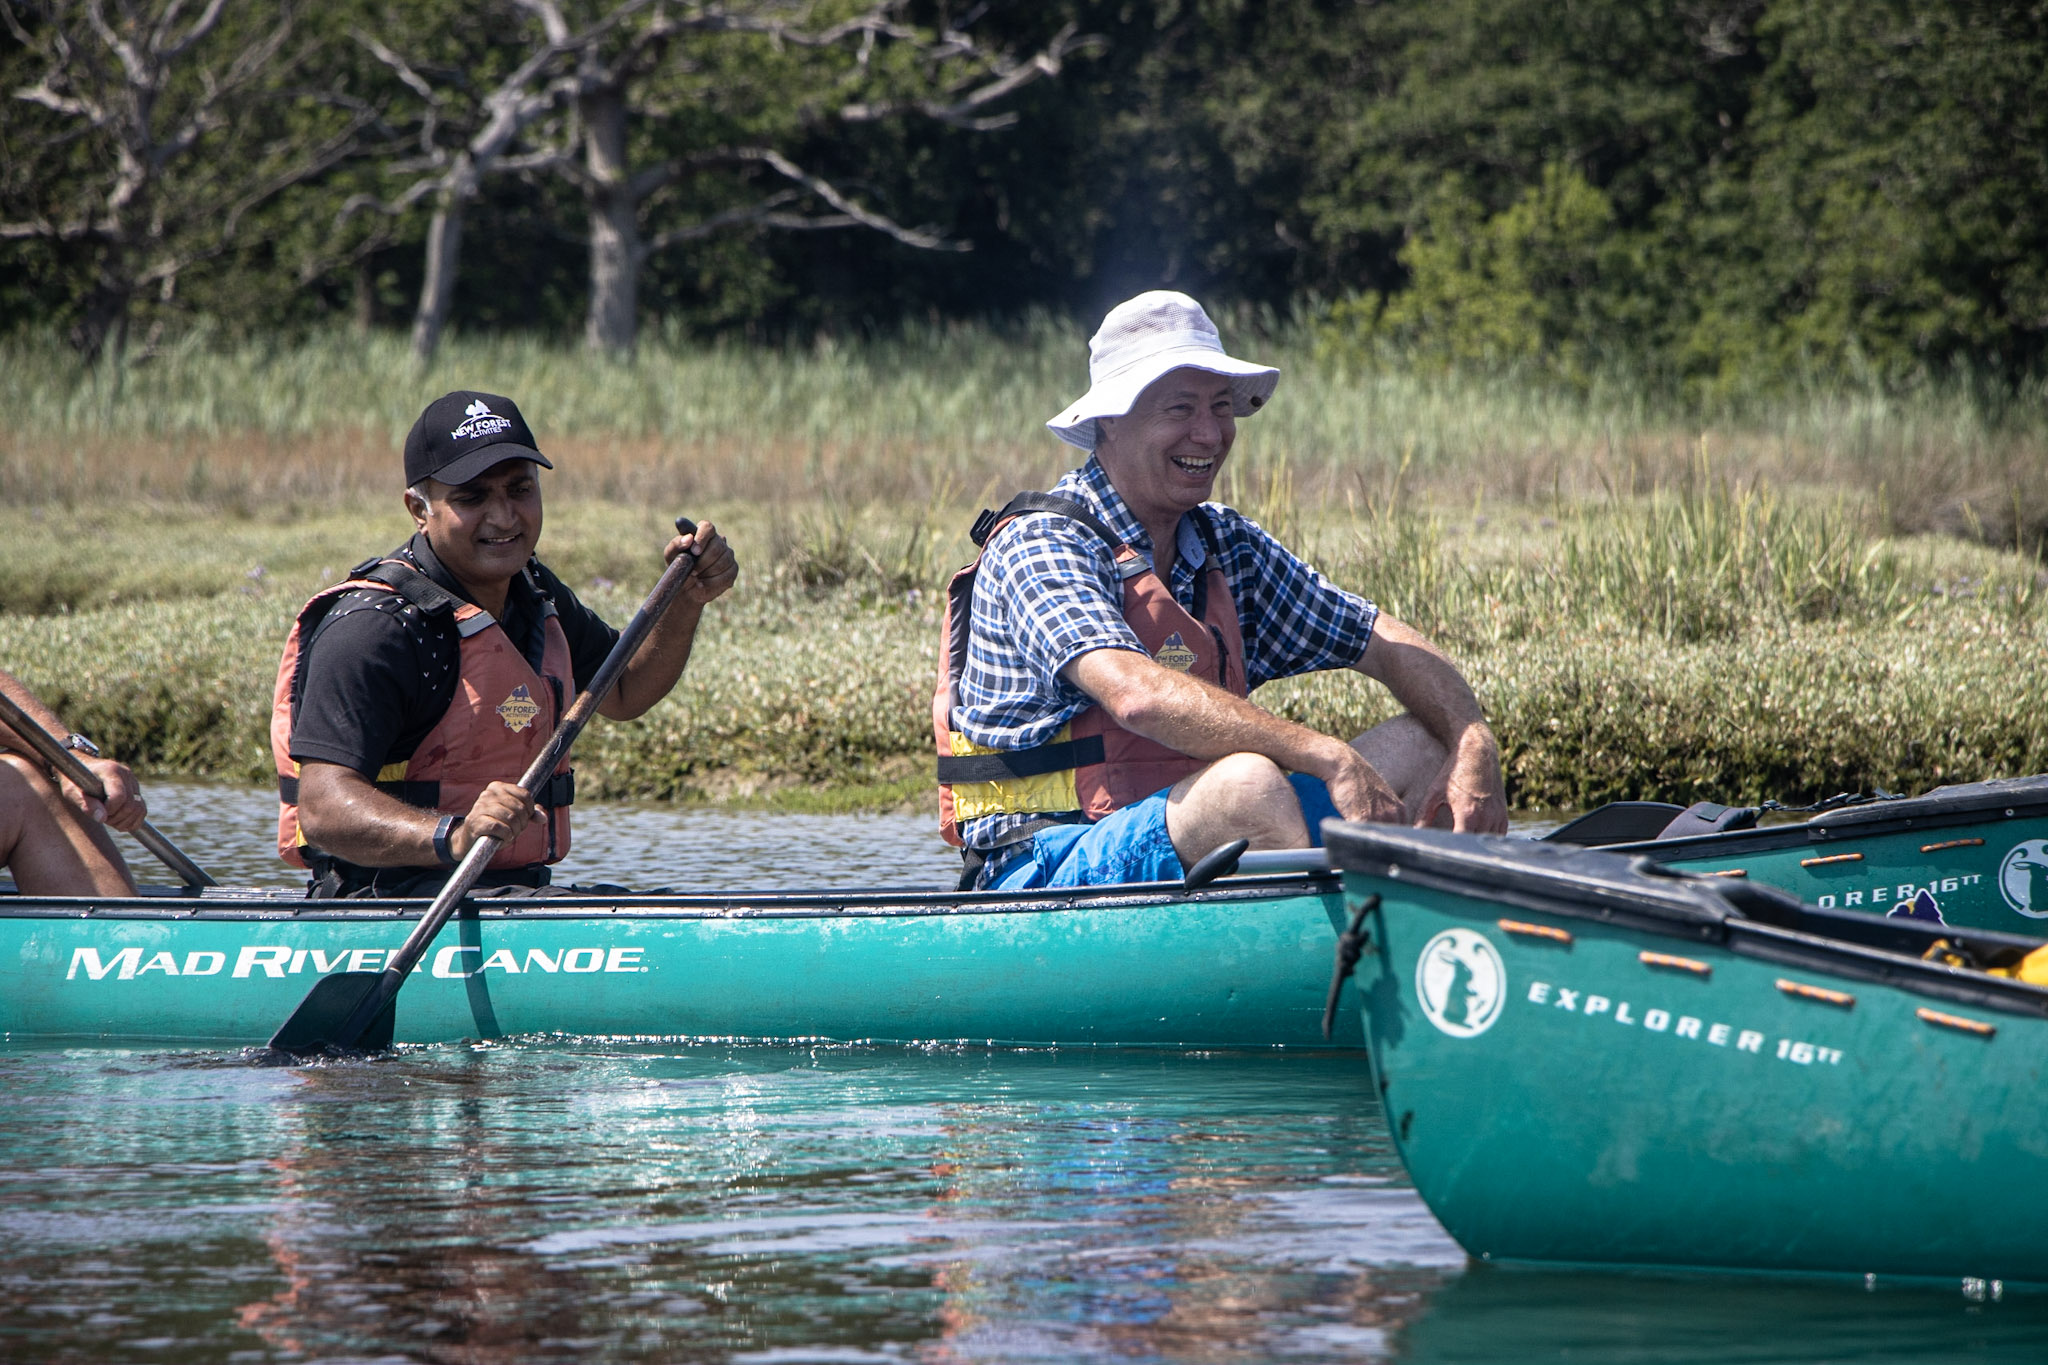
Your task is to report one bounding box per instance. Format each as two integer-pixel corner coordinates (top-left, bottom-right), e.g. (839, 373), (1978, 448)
(1045, 345), (1280, 452)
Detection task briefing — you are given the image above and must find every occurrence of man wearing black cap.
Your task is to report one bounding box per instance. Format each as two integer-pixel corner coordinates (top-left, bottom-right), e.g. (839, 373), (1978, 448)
(269, 390), (737, 897)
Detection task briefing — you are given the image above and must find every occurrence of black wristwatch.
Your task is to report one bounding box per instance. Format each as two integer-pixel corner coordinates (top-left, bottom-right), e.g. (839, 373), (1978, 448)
(62, 733), (100, 758)
(432, 814), (460, 869)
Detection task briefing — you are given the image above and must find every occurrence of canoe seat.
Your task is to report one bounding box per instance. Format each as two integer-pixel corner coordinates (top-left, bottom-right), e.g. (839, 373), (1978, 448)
(1653, 801), (1760, 839)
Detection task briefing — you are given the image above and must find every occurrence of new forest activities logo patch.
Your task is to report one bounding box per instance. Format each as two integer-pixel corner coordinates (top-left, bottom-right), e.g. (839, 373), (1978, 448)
(1998, 839), (2048, 918)
(497, 684), (541, 733)
(1154, 632), (1198, 672)
(451, 398), (514, 441)
(1415, 928), (1506, 1038)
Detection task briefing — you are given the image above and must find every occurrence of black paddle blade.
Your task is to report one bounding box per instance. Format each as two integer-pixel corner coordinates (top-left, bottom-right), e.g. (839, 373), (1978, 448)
(267, 971), (397, 1057)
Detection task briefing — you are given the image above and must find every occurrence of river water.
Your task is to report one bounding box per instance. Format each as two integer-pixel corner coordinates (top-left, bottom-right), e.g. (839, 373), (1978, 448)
(5, 785), (2044, 1363)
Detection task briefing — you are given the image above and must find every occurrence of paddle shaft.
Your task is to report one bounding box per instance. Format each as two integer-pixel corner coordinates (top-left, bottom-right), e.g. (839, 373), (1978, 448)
(324, 522), (704, 1046)
(0, 689), (216, 889)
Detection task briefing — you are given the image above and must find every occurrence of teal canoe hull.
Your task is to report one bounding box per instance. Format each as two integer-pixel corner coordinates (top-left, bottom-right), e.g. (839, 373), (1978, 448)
(0, 878), (1360, 1049)
(1325, 822), (2048, 1283)
(1613, 775), (2048, 933)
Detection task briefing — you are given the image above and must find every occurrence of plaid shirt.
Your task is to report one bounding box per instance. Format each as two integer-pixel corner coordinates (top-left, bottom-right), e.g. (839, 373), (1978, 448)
(955, 456), (1380, 859)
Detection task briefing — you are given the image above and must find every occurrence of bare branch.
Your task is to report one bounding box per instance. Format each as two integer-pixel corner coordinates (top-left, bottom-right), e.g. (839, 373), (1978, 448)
(511, 0), (572, 48)
(641, 189), (807, 253)
(83, 0), (150, 91)
(741, 147), (966, 252)
(839, 22), (1101, 130)
(159, 0), (232, 63)
(16, 80), (107, 123)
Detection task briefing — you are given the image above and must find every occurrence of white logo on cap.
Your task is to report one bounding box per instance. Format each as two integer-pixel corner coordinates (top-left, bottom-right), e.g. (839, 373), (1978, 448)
(451, 399), (514, 441)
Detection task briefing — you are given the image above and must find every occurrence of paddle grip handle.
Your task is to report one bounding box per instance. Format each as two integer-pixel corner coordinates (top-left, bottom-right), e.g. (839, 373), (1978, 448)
(0, 689), (215, 889)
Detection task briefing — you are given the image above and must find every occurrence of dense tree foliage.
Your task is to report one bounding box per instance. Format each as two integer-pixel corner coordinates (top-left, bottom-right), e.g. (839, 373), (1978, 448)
(3, 0), (2043, 390)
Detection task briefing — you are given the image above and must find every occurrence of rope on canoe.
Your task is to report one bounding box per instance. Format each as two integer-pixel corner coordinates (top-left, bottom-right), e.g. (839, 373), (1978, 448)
(1322, 894), (1379, 1040)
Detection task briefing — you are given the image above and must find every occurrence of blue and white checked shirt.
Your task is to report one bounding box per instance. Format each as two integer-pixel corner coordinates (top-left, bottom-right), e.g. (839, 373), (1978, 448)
(955, 456), (1380, 859)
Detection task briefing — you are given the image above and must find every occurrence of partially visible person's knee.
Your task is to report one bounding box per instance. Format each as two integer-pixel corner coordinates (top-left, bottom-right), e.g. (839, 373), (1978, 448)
(1203, 751), (1295, 805)
(1353, 714), (1447, 798)
(1168, 751), (1310, 856)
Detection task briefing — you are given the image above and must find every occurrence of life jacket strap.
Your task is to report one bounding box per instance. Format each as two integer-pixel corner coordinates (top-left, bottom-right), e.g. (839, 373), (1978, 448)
(279, 770), (573, 808)
(973, 493), (1125, 552)
(936, 734), (1106, 784)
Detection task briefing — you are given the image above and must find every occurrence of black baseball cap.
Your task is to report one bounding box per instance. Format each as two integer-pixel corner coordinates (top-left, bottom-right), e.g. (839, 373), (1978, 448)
(403, 390), (555, 488)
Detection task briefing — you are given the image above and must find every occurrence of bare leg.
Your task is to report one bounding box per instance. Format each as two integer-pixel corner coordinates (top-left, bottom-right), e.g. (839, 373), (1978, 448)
(1161, 715), (1458, 869)
(1164, 752), (1310, 865)
(1352, 714), (1453, 827)
(0, 755), (135, 895)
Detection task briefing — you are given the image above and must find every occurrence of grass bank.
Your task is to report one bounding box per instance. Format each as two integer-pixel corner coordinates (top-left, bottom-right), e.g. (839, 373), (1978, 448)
(2, 478), (2044, 818)
(6, 325), (2048, 550)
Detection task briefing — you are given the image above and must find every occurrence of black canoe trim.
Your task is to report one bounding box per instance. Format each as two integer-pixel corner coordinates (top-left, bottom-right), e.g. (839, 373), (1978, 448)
(1606, 773), (2048, 859)
(1324, 823), (2048, 1021)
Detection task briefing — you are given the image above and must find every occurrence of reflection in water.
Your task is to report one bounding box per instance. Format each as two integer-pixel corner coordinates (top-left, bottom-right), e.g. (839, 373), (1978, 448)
(0, 1045), (1438, 1363)
(1, 1042), (2038, 1364)
(1398, 1266), (2048, 1363)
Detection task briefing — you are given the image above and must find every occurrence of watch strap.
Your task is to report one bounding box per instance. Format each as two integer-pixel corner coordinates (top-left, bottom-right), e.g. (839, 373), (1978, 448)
(432, 815), (459, 869)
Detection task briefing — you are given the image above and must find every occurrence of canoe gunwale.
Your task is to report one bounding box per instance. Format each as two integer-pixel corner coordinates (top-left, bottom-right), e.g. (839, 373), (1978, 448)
(1327, 826), (2048, 1021)
(1610, 781), (2048, 860)
(0, 872), (1342, 924)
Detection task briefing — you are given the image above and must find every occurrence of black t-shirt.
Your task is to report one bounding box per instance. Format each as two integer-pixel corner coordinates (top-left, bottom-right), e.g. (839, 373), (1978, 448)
(288, 533), (620, 778)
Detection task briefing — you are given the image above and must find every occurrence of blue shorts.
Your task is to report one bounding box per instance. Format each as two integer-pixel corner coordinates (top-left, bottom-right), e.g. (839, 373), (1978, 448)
(987, 773), (1340, 891)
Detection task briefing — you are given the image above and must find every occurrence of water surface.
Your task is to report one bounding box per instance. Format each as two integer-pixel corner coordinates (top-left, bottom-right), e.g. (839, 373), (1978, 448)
(141, 780), (963, 891)
(6, 787), (2041, 1362)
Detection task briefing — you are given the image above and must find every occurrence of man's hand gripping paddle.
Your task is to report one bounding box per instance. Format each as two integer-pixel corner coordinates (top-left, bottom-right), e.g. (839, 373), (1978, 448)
(266, 518), (704, 1058)
(0, 690), (215, 890)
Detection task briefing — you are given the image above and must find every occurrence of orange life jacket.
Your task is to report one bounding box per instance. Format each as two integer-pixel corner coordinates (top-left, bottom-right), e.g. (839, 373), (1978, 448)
(272, 557), (575, 871)
(933, 494), (1249, 847)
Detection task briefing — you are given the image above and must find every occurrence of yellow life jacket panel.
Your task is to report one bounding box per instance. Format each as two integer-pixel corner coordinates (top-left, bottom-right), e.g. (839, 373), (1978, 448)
(933, 494), (1248, 847)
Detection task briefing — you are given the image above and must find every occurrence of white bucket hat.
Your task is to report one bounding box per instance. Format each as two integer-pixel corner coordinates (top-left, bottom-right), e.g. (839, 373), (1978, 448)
(1045, 291), (1281, 452)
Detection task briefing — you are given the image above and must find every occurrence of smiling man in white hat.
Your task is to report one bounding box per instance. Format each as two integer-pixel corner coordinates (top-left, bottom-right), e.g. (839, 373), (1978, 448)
(931, 291), (1506, 889)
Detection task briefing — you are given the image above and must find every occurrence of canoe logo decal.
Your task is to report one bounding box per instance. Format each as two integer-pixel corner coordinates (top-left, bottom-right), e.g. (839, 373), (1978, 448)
(497, 684), (541, 733)
(1154, 633), (1198, 672)
(1415, 928), (1506, 1038)
(1997, 839), (2048, 919)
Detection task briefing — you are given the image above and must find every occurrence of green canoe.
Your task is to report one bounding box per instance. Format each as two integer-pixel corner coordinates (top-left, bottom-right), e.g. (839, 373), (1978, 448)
(1323, 820), (2048, 1283)
(1563, 774), (2048, 932)
(0, 875), (1359, 1049)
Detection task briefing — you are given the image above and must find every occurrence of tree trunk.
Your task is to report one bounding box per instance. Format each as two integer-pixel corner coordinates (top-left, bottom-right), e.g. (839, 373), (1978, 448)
(582, 85), (640, 355)
(353, 253), (377, 335)
(410, 163), (474, 363)
(69, 242), (134, 366)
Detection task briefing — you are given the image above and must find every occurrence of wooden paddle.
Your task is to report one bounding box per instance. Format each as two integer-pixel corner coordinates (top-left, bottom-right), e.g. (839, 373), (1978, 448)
(0, 690), (216, 890)
(267, 517), (705, 1057)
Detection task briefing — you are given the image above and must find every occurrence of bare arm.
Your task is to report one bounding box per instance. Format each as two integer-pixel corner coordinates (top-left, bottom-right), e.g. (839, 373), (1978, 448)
(1353, 615), (1507, 832)
(0, 668), (146, 831)
(599, 521), (740, 721)
(297, 761), (534, 868)
(1062, 649), (1407, 823)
